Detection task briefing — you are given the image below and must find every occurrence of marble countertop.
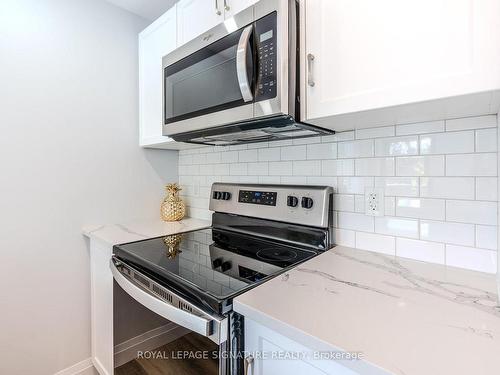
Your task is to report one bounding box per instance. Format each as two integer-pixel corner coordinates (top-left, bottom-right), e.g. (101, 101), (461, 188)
(82, 217), (211, 246)
(234, 246), (500, 375)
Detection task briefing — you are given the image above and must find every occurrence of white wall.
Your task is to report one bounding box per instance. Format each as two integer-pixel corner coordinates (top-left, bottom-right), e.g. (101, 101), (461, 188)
(179, 115), (498, 274)
(0, 0), (178, 373)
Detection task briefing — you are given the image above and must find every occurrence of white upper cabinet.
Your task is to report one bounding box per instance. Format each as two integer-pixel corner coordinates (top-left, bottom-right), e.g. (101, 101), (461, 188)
(177, 0), (256, 46)
(223, 0), (257, 19)
(303, 0), (500, 130)
(138, 6), (177, 148)
(176, 0), (225, 46)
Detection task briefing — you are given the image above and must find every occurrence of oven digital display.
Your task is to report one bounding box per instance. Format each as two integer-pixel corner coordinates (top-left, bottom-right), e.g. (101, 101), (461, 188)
(238, 190), (277, 206)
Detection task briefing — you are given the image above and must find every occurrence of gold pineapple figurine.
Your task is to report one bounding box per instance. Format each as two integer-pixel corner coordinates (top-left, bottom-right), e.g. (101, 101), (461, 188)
(161, 183), (186, 222)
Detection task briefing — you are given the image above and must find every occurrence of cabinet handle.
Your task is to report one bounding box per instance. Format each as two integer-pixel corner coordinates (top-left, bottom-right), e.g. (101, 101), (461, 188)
(244, 355), (254, 375)
(215, 0), (222, 15)
(307, 53), (315, 87)
(224, 0), (230, 11)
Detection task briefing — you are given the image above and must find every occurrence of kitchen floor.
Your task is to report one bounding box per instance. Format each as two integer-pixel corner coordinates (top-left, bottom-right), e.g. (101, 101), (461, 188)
(115, 333), (218, 375)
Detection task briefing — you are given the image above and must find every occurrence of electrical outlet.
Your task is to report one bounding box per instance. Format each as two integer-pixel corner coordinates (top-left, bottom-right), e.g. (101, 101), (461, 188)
(365, 187), (384, 216)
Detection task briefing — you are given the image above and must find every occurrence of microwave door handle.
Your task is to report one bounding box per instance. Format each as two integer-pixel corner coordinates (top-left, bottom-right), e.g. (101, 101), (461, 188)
(236, 25), (254, 102)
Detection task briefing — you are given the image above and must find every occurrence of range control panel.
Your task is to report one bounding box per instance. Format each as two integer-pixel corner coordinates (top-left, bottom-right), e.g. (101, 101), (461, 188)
(238, 190), (277, 206)
(209, 183), (333, 228)
(255, 12), (277, 102)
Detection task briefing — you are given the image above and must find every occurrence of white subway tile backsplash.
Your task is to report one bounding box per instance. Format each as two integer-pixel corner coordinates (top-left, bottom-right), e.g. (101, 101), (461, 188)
(337, 177), (374, 194)
(420, 220), (474, 246)
(354, 195), (365, 213)
(375, 177), (419, 196)
(476, 225), (497, 250)
(396, 197), (445, 220)
(248, 162), (268, 176)
(396, 238), (445, 264)
(180, 115), (498, 274)
(396, 155), (444, 176)
(268, 161), (293, 176)
(445, 153), (497, 176)
(396, 120), (445, 136)
(445, 115), (497, 131)
(238, 149), (258, 162)
(420, 177), (474, 199)
(375, 216), (419, 239)
(356, 232), (395, 255)
(384, 197), (396, 216)
(293, 160), (321, 176)
(334, 194), (355, 212)
(306, 176), (338, 187)
(446, 245), (497, 273)
(355, 158), (395, 176)
(281, 176), (307, 184)
(375, 136), (418, 156)
(334, 229), (356, 247)
(281, 145), (307, 160)
(338, 140), (374, 158)
(221, 151), (238, 163)
(322, 159), (355, 176)
(476, 128), (497, 152)
(355, 126), (395, 139)
(338, 212), (374, 232)
(420, 131), (474, 155)
(321, 131), (355, 143)
(258, 147), (280, 161)
(229, 163), (248, 175)
(446, 200), (497, 225)
(476, 177), (498, 201)
(307, 143), (337, 159)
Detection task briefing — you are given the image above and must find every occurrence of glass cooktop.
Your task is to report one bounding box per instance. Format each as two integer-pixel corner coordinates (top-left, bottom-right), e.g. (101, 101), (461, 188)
(113, 227), (318, 313)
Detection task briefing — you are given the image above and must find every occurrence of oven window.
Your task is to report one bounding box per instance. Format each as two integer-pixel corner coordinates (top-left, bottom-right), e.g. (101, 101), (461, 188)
(164, 26), (254, 124)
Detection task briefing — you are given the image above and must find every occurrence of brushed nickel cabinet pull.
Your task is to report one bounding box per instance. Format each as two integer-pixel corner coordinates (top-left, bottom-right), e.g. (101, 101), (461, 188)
(244, 355), (254, 375)
(307, 53), (315, 87)
(215, 0), (222, 15)
(224, 0), (230, 11)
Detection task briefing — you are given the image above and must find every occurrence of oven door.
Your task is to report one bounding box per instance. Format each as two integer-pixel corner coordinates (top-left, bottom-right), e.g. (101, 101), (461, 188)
(110, 257), (228, 345)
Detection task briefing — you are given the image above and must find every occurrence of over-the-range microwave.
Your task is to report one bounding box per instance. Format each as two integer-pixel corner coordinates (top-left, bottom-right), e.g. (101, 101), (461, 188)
(162, 0), (334, 146)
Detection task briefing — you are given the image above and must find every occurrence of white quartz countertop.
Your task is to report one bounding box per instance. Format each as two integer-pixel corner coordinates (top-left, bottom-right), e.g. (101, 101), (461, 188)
(234, 246), (500, 375)
(82, 217), (211, 246)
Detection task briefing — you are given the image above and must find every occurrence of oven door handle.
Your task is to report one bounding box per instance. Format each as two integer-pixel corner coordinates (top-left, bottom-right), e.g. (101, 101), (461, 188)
(110, 258), (226, 343)
(236, 25), (254, 102)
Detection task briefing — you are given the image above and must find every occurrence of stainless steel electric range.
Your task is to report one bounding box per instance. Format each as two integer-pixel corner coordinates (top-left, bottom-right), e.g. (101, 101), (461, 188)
(111, 183), (334, 375)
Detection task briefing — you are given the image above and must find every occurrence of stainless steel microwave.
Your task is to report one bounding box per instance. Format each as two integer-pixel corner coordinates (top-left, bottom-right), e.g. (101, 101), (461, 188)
(162, 0), (333, 145)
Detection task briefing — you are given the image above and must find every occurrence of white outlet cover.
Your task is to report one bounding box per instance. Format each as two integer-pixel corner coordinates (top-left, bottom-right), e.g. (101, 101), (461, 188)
(365, 187), (385, 216)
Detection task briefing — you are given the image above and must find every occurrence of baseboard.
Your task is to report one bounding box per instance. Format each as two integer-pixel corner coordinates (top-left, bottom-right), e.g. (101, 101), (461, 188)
(54, 358), (96, 375)
(114, 322), (190, 368)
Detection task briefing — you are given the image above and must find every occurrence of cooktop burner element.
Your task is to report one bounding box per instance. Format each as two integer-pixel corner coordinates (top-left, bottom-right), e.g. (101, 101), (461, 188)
(256, 248), (298, 262)
(113, 183), (334, 315)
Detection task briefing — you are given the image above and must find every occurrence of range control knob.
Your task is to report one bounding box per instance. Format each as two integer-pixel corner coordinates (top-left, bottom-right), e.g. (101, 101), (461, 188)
(213, 191), (222, 200)
(212, 258), (223, 268)
(287, 195), (299, 207)
(301, 197), (314, 209)
(222, 192), (232, 200)
(221, 261), (232, 272)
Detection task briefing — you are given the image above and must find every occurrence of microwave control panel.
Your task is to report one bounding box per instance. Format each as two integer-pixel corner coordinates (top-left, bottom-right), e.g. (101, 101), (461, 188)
(255, 12), (277, 102)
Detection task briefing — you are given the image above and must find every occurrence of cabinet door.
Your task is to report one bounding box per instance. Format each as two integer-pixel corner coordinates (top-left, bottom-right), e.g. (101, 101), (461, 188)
(245, 318), (360, 375)
(177, 0), (224, 46)
(224, 0), (257, 19)
(138, 6), (177, 147)
(304, 0), (500, 125)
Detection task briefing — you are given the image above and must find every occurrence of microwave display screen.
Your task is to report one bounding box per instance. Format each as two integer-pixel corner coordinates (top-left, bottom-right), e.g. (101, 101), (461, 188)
(260, 30), (273, 43)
